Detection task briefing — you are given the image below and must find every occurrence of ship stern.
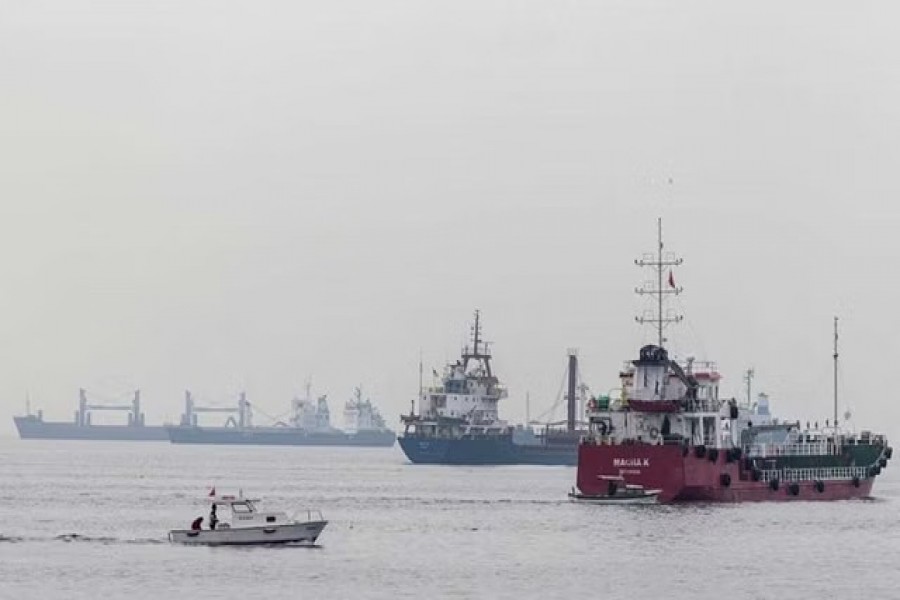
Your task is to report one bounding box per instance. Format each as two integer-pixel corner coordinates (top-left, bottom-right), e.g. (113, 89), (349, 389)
(577, 442), (687, 503)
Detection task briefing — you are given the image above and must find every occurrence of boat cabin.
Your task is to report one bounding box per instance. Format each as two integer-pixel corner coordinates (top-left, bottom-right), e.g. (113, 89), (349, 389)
(209, 494), (294, 529)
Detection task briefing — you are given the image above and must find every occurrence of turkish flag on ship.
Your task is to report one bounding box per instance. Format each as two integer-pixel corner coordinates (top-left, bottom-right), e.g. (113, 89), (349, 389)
(208, 486), (216, 497)
(668, 271), (676, 288)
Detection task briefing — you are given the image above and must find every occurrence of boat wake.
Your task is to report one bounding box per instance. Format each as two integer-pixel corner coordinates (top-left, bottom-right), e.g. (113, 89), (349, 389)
(59, 533), (169, 545)
(0, 533), (167, 545)
(55, 533), (119, 543)
(0, 532), (328, 548)
(227, 542), (324, 550)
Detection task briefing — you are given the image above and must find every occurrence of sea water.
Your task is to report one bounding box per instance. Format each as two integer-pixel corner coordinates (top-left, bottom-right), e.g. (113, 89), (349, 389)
(0, 439), (898, 599)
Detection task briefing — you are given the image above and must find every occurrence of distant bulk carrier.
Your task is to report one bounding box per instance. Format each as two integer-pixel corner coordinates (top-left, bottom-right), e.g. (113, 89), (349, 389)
(14, 386), (395, 447)
(167, 386), (395, 447)
(14, 389), (167, 441)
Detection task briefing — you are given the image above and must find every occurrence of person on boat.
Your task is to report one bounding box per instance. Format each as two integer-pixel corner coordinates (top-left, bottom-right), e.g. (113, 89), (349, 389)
(190, 517), (203, 531)
(209, 504), (218, 531)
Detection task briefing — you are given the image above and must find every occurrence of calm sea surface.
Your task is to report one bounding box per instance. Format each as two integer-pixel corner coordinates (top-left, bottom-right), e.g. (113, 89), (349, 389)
(1, 438), (898, 600)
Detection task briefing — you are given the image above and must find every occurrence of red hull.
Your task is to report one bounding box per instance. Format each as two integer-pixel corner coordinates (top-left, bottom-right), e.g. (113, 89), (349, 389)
(577, 443), (875, 503)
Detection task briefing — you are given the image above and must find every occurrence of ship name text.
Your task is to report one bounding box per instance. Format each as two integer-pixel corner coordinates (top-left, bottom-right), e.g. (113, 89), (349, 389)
(613, 458), (650, 468)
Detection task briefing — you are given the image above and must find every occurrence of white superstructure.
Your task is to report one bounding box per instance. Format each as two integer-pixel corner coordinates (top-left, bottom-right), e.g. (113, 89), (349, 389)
(411, 311), (508, 429)
(401, 311), (513, 441)
(291, 383), (334, 432)
(343, 387), (388, 434)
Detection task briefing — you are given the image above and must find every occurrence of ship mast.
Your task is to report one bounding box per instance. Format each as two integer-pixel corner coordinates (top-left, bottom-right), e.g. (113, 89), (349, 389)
(635, 218), (683, 348)
(744, 368), (755, 408)
(473, 310), (481, 355)
(462, 309), (492, 378)
(417, 350), (423, 415)
(833, 316), (839, 434)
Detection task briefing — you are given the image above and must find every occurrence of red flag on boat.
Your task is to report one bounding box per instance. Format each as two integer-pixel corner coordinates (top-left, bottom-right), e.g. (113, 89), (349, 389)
(668, 271), (676, 288)
(208, 486), (216, 497)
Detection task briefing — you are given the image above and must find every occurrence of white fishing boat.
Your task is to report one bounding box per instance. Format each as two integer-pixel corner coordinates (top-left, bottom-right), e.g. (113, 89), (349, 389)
(168, 491), (327, 546)
(568, 476), (661, 505)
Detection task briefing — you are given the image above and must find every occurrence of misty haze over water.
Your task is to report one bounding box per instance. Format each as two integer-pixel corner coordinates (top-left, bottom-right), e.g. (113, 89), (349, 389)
(3, 1), (900, 438)
(3, 1), (900, 598)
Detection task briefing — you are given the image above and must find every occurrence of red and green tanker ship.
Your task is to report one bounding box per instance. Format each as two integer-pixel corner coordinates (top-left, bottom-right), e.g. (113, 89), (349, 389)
(573, 221), (891, 503)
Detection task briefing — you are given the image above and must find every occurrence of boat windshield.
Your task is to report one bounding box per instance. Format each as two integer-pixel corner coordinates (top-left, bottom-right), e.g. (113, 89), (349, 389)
(229, 501), (255, 513)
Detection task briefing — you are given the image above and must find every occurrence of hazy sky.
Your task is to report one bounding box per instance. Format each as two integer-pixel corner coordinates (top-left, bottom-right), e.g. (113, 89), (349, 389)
(2, 1), (899, 438)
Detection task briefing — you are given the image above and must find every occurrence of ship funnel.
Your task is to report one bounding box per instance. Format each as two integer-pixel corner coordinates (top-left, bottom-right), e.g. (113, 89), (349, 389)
(567, 349), (578, 432)
(132, 390), (143, 427)
(78, 388), (88, 427)
(182, 390), (195, 426)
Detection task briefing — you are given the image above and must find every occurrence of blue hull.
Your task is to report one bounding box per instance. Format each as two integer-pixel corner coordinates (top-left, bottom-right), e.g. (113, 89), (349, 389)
(397, 435), (577, 466)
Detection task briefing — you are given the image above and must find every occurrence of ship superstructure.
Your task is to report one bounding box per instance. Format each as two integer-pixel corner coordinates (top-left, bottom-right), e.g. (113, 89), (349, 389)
(344, 387), (388, 435)
(575, 219), (892, 502)
(398, 311), (583, 465)
(403, 310), (507, 437)
(290, 383), (334, 432)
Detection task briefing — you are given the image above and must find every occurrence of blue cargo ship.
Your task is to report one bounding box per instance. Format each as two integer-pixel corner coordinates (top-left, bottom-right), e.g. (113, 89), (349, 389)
(398, 311), (584, 466)
(397, 425), (580, 465)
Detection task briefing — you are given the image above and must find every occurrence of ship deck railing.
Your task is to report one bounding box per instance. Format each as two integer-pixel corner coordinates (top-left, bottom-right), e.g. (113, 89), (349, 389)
(746, 442), (842, 458)
(757, 465), (869, 483)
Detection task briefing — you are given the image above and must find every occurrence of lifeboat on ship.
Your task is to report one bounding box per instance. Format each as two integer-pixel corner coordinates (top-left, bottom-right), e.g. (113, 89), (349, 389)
(568, 476), (660, 505)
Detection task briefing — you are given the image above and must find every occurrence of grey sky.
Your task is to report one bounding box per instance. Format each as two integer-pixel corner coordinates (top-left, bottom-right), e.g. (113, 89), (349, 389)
(1, 1), (899, 438)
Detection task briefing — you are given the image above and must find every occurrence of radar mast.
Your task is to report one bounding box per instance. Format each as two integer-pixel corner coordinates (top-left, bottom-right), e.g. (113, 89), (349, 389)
(462, 309), (492, 378)
(635, 218), (683, 348)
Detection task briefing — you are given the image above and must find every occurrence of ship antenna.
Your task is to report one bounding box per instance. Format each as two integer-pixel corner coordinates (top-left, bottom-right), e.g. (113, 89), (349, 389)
(417, 349), (423, 415)
(744, 368), (755, 408)
(526, 391), (530, 425)
(473, 309), (481, 355)
(635, 217), (683, 348)
(833, 316), (839, 436)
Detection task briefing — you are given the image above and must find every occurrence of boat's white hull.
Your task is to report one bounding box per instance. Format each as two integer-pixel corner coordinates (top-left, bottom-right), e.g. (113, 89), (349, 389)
(568, 492), (659, 505)
(169, 520), (327, 546)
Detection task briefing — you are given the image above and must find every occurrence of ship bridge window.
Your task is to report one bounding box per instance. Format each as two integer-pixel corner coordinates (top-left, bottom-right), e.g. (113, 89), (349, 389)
(446, 381), (466, 394)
